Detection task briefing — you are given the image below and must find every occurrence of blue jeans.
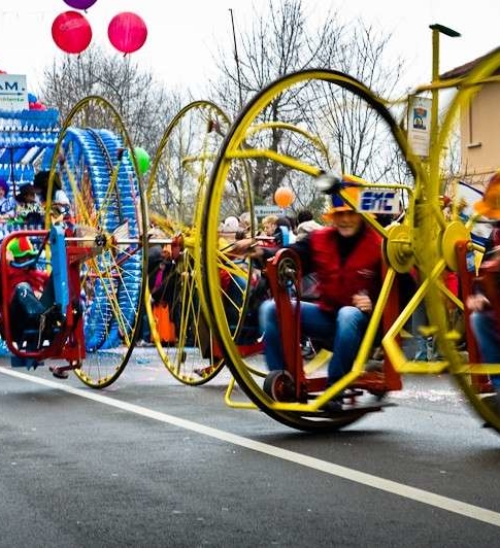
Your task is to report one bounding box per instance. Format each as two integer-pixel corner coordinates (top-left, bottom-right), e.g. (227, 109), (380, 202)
(259, 300), (369, 384)
(470, 310), (500, 389)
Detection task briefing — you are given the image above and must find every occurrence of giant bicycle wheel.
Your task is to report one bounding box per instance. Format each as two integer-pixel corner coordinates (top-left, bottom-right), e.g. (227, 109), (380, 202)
(201, 69), (422, 431)
(46, 96), (149, 388)
(146, 100), (246, 385)
(411, 47), (500, 432)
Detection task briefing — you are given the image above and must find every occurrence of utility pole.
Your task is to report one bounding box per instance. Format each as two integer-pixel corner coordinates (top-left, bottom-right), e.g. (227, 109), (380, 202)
(229, 8), (243, 112)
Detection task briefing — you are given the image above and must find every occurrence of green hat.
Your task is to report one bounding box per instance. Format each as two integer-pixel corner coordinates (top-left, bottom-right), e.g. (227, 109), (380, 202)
(7, 236), (37, 259)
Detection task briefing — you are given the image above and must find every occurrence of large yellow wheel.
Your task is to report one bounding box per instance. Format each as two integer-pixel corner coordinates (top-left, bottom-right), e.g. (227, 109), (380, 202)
(146, 100), (247, 385)
(201, 55), (500, 433)
(201, 69), (420, 431)
(46, 96), (149, 388)
(411, 47), (500, 432)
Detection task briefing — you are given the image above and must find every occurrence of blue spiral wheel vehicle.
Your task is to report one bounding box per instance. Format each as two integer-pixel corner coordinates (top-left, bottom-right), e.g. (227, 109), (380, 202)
(46, 96), (149, 387)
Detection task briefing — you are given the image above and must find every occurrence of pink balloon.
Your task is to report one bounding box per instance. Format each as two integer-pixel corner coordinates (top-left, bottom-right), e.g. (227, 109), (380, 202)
(51, 11), (92, 54)
(63, 0), (98, 9)
(108, 12), (148, 54)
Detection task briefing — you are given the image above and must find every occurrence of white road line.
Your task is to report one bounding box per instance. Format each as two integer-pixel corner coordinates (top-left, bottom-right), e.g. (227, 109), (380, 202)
(2, 366), (500, 528)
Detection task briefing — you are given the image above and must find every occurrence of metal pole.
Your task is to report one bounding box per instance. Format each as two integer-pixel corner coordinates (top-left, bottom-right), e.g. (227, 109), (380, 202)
(429, 26), (440, 197)
(229, 8), (243, 111)
(428, 24), (461, 195)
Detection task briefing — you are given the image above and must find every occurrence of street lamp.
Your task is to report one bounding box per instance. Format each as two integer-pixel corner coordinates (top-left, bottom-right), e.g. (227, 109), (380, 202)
(428, 24), (461, 192)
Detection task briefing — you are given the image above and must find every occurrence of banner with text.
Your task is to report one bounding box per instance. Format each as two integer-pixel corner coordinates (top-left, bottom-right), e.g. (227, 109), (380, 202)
(0, 74), (29, 111)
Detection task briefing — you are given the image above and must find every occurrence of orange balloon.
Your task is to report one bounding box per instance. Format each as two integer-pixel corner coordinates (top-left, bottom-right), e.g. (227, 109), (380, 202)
(274, 187), (295, 208)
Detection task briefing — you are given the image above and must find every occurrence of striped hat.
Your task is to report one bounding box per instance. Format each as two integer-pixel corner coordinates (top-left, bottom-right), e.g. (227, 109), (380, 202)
(322, 185), (361, 220)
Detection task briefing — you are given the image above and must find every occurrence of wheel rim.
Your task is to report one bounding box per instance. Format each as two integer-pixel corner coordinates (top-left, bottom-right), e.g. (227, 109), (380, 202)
(47, 96), (148, 388)
(201, 69), (418, 431)
(420, 48), (500, 431)
(146, 100), (238, 385)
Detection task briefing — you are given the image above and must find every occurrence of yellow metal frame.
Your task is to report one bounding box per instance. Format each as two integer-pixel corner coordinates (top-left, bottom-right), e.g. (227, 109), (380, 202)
(201, 70), (415, 420)
(201, 61), (500, 430)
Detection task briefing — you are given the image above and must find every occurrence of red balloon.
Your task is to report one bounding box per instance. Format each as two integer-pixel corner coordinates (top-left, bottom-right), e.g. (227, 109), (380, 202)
(108, 12), (148, 54)
(51, 11), (92, 54)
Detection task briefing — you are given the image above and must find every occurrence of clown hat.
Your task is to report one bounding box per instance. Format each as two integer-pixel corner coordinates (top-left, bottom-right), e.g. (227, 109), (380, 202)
(322, 185), (361, 220)
(474, 171), (500, 219)
(7, 236), (37, 259)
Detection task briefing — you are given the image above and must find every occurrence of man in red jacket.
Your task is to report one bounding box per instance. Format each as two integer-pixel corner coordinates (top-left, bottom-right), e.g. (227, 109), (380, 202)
(234, 186), (382, 387)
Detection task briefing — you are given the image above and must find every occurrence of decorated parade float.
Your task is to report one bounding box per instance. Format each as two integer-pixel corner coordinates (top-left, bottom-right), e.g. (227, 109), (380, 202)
(0, 72), (148, 388)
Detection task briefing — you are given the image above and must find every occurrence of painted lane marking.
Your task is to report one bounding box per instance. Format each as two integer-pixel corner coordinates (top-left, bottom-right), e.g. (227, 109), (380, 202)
(2, 365), (500, 527)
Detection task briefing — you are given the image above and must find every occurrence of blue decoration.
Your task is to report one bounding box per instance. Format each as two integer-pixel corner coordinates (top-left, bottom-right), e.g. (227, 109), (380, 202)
(0, 108), (60, 179)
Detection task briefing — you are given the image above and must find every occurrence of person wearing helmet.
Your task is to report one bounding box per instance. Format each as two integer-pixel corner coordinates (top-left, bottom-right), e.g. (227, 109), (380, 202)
(232, 185), (382, 406)
(466, 171), (500, 416)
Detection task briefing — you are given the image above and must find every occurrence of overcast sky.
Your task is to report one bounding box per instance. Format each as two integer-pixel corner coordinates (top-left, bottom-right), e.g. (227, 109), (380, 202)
(1, 0), (499, 97)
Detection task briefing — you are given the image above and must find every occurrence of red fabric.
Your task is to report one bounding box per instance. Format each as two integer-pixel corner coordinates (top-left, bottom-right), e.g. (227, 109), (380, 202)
(443, 270), (459, 296)
(219, 269), (231, 291)
(259, 240), (278, 248)
(7, 265), (49, 302)
(309, 226), (383, 312)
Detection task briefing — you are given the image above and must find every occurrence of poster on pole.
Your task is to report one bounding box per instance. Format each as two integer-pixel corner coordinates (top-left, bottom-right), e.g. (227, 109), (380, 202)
(407, 95), (432, 158)
(0, 74), (28, 111)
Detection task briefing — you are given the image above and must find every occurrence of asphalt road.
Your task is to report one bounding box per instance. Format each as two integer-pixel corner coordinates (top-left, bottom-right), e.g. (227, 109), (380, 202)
(1, 351), (499, 548)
